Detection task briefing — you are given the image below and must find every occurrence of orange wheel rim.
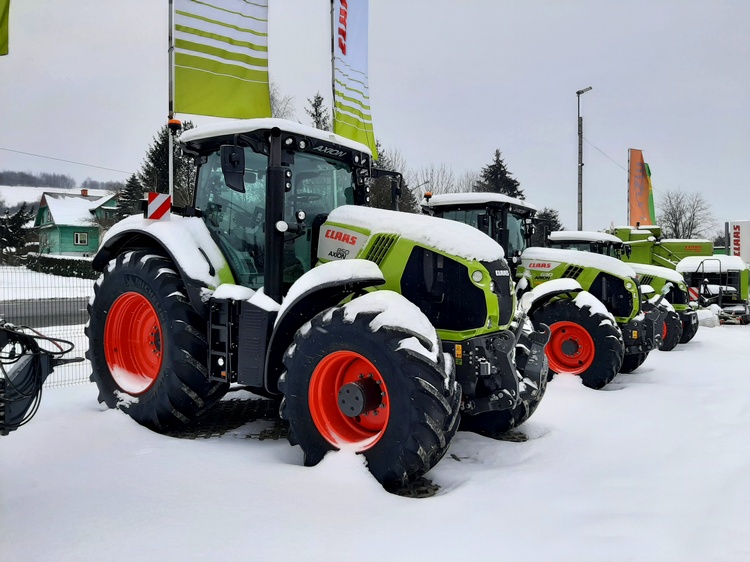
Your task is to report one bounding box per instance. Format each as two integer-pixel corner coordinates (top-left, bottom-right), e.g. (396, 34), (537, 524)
(104, 292), (163, 394)
(546, 321), (595, 375)
(662, 320), (668, 340)
(308, 351), (390, 451)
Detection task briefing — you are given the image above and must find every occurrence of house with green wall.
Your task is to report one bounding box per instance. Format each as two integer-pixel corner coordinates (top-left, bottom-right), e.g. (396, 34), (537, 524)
(34, 190), (118, 257)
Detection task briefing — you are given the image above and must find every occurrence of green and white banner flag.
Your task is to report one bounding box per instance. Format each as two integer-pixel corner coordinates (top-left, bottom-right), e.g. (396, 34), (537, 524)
(173, 0), (271, 118)
(332, 0), (377, 158)
(0, 0), (9, 56)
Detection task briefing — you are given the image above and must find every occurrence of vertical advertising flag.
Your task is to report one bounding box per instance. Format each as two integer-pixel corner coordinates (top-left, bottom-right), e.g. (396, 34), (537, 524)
(627, 149), (655, 226)
(173, 0), (271, 118)
(331, 0), (378, 158)
(0, 0), (9, 56)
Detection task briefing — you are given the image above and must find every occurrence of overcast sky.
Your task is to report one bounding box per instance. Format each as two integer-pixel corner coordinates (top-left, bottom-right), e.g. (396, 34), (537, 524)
(1, 0), (748, 231)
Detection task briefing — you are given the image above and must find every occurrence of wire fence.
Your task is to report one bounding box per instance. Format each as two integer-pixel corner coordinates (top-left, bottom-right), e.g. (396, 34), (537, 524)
(0, 263), (92, 387)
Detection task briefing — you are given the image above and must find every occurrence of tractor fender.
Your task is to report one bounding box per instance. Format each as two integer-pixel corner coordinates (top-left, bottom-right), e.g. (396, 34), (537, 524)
(264, 259), (385, 394)
(92, 215), (231, 315)
(518, 278), (583, 317)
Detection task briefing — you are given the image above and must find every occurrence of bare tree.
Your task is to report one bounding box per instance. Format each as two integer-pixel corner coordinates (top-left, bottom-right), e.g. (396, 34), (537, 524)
(270, 81), (296, 120)
(656, 188), (716, 239)
(456, 170), (480, 193)
(410, 163), (456, 196)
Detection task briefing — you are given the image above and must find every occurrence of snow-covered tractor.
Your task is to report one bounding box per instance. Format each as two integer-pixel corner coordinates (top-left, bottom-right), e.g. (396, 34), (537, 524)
(545, 230), (699, 348)
(86, 119), (550, 488)
(422, 192), (666, 388)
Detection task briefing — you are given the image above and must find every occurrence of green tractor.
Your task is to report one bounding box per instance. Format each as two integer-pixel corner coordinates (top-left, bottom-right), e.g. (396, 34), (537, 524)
(422, 192), (666, 388)
(85, 119), (549, 488)
(546, 230), (698, 348)
(612, 225), (750, 324)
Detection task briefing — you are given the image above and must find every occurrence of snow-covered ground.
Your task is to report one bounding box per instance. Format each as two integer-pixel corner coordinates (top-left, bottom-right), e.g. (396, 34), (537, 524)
(0, 265), (95, 301)
(2, 320), (748, 562)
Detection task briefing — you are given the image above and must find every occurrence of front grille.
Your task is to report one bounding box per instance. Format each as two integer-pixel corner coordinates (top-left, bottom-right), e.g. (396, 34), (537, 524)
(639, 274), (655, 286)
(588, 272), (635, 318)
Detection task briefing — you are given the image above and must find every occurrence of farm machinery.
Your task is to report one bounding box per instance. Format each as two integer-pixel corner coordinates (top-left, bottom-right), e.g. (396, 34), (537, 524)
(86, 119), (550, 488)
(422, 192), (667, 388)
(1, 320), (79, 436)
(546, 230), (698, 347)
(612, 225), (750, 324)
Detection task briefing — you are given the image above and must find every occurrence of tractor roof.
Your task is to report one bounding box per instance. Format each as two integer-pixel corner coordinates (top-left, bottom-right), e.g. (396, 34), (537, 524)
(549, 230), (622, 244)
(677, 255), (749, 273)
(424, 192), (537, 212)
(179, 118), (372, 156)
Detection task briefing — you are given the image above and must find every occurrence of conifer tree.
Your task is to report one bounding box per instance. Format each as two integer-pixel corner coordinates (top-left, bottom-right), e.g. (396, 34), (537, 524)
(138, 121), (195, 207)
(305, 92), (331, 131)
(475, 149), (524, 199)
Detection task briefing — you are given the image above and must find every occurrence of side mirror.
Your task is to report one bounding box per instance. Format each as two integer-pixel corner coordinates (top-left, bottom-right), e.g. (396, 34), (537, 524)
(220, 145), (246, 193)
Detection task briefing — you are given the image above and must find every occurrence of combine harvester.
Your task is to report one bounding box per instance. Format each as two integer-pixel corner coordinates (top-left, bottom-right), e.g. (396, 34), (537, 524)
(612, 225), (750, 325)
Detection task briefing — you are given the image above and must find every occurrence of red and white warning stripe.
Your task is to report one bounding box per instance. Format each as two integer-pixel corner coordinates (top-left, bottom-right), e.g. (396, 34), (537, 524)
(688, 287), (700, 301)
(146, 192), (171, 220)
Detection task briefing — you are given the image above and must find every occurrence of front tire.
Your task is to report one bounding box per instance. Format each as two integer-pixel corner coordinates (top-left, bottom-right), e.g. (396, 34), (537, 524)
(680, 316), (699, 343)
(86, 251), (228, 431)
(280, 291), (460, 487)
(620, 351), (648, 373)
(659, 310), (683, 352)
(531, 299), (624, 390)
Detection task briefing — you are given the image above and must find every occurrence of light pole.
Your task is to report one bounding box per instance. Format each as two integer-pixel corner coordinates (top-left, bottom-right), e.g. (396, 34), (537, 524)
(576, 86), (592, 230)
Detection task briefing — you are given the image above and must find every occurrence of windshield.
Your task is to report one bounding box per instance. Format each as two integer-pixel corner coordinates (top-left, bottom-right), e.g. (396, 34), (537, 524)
(195, 147), (356, 290)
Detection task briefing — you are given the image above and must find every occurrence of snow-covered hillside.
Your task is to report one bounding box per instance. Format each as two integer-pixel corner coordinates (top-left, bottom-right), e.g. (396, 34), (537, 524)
(2, 321), (748, 562)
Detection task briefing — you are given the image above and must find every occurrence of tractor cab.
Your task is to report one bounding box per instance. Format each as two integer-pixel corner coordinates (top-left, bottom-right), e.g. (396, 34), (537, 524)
(547, 230), (631, 259)
(180, 119), (372, 299)
(422, 192), (537, 275)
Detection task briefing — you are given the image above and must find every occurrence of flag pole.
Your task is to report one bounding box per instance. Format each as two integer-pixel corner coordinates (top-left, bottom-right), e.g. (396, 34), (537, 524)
(330, 1), (336, 134)
(168, 0), (175, 200)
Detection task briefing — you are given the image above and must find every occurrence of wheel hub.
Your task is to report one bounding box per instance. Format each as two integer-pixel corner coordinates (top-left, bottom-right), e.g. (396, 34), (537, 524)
(560, 337), (581, 356)
(338, 377), (383, 417)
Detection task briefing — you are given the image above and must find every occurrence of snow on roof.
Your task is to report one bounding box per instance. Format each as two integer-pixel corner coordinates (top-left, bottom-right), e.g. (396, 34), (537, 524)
(677, 255), (749, 273)
(178, 118), (372, 156)
(0, 185), (110, 208)
(628, 262), (686, 284)
(424, 192), (537, 211)
(327, 205), (505, 262)
(549, 230), (622, 244)
(522, 247), (637, 278)
(42, 193), (110, 227)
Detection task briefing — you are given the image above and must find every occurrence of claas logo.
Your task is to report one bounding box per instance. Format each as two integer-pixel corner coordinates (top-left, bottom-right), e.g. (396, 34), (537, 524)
(528, 262), (553, 269)
(683, 245), (703, 252)
(325, 229), (358, 246)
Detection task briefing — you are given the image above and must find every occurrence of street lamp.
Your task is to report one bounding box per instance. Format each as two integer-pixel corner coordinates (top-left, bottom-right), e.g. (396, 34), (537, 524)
(576, 86), (592, 230)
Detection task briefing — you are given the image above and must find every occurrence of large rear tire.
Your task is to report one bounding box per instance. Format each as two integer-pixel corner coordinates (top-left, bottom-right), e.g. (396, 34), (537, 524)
(86, 251), (228, 431)
(531, 299), (624, 390)
(280, 291), (460, 487)
(659, 310), (683, 352)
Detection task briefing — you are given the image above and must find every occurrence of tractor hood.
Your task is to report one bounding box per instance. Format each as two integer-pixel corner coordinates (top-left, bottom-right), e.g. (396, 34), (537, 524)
(521, 247), (637, 279)
(321, 205), (505, 262)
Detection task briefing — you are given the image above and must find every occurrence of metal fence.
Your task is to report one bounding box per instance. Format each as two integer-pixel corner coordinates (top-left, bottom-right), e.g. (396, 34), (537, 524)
(0, 264), (92, 387)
